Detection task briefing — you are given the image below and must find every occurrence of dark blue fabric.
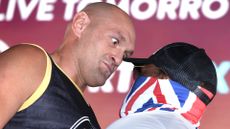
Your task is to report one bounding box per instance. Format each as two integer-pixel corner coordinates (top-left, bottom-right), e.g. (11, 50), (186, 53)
(4, 57), (100, 129)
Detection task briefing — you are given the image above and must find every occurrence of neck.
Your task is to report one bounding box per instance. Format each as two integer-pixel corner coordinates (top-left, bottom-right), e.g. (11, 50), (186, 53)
(50, 50), (87, 92)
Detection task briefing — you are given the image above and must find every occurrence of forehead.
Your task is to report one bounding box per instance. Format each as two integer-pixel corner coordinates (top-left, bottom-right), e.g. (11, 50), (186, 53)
(88, 9), (136, 53)
(86, 5), (135, 43)
(112, 24), (135, 52)
(102, 15), (135, 46)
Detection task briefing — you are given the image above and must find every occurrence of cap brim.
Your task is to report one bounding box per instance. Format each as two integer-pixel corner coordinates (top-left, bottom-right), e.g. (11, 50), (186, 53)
(123, 58), (152, 66)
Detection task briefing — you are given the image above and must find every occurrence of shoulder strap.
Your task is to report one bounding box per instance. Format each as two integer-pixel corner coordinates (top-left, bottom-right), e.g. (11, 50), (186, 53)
(18, 44), (52, 112)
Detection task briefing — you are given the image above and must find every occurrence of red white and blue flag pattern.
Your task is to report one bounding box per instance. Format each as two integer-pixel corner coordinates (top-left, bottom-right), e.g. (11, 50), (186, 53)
(120, 76), (209, 128)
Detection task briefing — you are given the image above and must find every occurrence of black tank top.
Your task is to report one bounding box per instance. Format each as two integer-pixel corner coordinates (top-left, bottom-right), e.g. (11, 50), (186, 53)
(4, 45), (101, 129)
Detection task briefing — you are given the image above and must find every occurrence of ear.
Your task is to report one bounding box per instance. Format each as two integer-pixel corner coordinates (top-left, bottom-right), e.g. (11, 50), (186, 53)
(72, 11), (91, 38)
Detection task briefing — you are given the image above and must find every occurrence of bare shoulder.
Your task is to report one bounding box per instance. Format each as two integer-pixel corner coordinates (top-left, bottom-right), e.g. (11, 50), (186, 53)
(0, 43), (47, 60)
(0, 43), (48, 127)
(0, 44), (48, 80)
(0, 43), (48, 95)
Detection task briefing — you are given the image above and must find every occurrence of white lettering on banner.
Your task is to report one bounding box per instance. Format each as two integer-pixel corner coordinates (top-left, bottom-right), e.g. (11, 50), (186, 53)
(0, 0), (56, 21)
(131, 0), (157, 20)
(5, 0), (16, 21)
(0, 40), (9, 53)
(36, 0), (56, 21)
(130, 0), (229, 20)
(63, 0), (80, 21)
(202, 0), (229, 19)
(0, 0), (229, 21)
(0, 0), (3, 21)
(156, 0), (179, 20)
(214, 61), (230, 94)
(18, 0), (39, 20)
(116, 61), (134, 93)
(179, 0), (202, 20)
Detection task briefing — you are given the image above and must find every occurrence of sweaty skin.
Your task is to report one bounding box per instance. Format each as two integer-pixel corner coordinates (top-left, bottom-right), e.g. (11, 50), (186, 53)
(0, 2), (136, 128)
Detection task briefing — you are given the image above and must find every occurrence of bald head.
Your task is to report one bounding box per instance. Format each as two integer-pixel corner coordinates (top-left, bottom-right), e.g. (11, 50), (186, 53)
(81, 2), (134, 29)
(65, 2), (135, 41)
(56, 2), (136, 89)
(82, 2), (129, 18)
(66, 2), (136, 46)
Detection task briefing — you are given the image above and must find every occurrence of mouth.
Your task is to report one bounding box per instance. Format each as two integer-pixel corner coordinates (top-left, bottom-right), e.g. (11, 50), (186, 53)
(102, 61), (114, 76)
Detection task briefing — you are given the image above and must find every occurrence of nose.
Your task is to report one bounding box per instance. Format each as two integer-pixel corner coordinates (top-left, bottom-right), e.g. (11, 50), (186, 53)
(111, 49), (124, 67)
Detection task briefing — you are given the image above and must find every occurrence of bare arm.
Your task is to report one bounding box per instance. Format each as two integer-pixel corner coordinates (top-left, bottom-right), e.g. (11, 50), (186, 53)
(0, 44), (47, 128)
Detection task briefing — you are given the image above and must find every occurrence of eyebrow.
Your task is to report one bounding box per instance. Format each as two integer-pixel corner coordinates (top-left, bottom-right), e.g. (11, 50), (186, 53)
(124, 50), (134, 58)
(116, 30), (134, 57)
(117, 32), (126, 42)
(127, 50), (134, 56)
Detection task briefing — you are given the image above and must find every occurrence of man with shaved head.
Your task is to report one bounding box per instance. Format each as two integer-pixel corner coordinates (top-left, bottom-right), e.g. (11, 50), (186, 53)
(0, 2), (135, 129)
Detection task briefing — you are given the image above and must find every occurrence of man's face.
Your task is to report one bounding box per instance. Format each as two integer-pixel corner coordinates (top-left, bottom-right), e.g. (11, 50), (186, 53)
(77, 14), (135, 87)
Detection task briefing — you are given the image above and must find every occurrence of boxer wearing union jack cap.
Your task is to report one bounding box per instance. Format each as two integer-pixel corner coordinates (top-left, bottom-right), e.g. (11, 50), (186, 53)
(107, 42), (217, 129)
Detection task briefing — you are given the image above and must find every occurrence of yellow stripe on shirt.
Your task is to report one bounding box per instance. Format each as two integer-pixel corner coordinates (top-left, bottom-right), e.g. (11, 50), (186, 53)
(18, 44), (52, 112)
